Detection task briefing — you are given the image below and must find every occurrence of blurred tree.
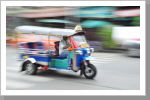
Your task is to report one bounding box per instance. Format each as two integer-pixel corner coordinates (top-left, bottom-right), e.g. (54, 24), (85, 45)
(131, 16), (140, 26)
(96, 25), (121, 49)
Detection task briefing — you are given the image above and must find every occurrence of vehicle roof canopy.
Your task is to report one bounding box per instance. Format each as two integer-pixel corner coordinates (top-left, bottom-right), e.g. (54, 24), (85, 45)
(14, 25), (85, 36)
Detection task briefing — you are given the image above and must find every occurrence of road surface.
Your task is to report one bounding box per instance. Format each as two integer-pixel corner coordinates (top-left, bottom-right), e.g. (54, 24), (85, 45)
(6, 46), (140, 90)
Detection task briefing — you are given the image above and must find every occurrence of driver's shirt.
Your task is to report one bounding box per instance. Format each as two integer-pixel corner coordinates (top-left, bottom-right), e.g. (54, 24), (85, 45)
(59, 39), (70, 55)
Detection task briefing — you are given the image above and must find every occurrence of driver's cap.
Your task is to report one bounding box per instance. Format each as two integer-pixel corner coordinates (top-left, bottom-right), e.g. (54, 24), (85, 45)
(74, 25), (82, 31)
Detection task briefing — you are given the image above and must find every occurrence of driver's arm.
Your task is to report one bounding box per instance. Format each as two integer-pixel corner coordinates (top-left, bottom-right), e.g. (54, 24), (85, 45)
(63, 45), (70, 49)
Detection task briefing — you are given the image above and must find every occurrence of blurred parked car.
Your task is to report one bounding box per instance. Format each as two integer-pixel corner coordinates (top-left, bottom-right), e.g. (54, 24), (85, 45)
(122, 39), (140, 57)
(112, 26), (140, 57)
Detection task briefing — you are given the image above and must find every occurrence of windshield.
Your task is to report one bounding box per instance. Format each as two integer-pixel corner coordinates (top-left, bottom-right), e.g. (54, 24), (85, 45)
(72, 35), (88, 47)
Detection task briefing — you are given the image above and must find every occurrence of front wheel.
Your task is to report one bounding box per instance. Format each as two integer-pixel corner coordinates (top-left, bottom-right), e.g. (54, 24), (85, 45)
(83, 64), (97, 79)
(24, 61), (37, 75)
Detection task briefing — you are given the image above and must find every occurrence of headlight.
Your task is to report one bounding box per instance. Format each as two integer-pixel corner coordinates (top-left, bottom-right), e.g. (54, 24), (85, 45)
(90, 48), (94, 52)
(86, 49), (90, 53)
(75, 50), (83, 55)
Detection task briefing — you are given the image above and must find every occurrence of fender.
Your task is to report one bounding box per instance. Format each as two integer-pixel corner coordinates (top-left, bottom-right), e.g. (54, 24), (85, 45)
(82, 56), (94, 61)
(76, 56), (94, 67)
(23, 58), (36, 63)
(21, 58), (36, 71)
(82, 56), (94, 67)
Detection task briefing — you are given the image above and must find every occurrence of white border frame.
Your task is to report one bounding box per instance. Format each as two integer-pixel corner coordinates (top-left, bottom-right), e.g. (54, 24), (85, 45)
(1, 1), (145, 96)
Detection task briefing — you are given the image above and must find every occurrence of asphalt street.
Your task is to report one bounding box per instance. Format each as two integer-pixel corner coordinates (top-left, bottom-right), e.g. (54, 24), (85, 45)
(6, 46), (140, 90)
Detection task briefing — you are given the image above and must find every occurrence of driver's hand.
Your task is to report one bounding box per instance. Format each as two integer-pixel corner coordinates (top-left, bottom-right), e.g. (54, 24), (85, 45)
(63, 46), (70, 49)
(66, 46), (71, 48)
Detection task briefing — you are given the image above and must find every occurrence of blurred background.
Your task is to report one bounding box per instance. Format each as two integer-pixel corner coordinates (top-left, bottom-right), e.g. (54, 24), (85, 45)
(6, 6), (140, 52)
(6, 6), (140, 90)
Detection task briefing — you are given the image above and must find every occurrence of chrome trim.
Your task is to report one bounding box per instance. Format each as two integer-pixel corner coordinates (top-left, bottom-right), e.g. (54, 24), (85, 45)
(90, 48), (94, 52)
(75, 50), (82, 55)
(86, 49), (90, 53)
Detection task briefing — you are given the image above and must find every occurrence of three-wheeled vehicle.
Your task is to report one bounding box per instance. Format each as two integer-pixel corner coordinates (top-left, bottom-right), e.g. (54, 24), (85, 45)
(15, 25), (97, 79)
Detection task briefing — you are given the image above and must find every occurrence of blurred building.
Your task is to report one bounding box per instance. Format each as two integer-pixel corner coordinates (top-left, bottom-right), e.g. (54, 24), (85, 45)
(6, 6), (140, 29)
(6, 6), (140, 50)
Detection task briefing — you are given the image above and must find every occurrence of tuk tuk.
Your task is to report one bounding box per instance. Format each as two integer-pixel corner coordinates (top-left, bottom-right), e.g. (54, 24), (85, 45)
(15, 25), (97, 79)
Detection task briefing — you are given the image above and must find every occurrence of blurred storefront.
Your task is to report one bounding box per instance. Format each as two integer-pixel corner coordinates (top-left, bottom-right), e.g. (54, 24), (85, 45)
(72, 6), (138, 45)
(6, 6), (140, 50)
(6, 6), (140, 31)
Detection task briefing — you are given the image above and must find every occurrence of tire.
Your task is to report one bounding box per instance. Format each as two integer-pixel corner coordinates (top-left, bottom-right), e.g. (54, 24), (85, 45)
(24, 61), (37, 75)
(83, 64), (97, 79)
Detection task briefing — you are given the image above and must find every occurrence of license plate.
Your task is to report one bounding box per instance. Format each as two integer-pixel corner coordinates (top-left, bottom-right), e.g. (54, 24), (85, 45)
(81, 43), (88, 48)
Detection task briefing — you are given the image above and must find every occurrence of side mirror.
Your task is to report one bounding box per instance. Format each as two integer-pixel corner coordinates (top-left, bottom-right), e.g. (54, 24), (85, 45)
(68, 47), (73, 51)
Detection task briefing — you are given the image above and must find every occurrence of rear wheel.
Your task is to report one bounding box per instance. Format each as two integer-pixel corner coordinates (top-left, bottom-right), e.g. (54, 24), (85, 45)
(24, 61), (37, 75)
(83, 64), (97, 79)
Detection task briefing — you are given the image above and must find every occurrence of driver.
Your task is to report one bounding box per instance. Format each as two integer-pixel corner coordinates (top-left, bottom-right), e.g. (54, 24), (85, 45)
(59, 36), (72, 68)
